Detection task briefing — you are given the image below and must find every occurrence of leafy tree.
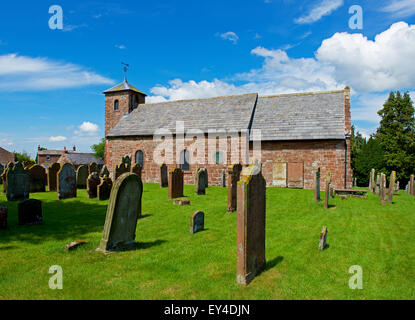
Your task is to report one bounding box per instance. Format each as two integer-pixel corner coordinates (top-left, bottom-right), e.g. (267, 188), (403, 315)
(92, 138), (105, 161)
(353, 137), (384, 186)
(376, 91), (415, 183)
(14, 151), (34, 163)
(350, 125), (366, 174)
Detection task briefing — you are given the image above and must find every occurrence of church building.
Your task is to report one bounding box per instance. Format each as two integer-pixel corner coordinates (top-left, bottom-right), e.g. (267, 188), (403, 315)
(104, 78), (352, 190)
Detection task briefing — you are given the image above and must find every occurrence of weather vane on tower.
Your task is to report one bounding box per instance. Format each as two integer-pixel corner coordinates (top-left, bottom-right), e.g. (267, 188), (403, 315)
(121, 62), (129, 81)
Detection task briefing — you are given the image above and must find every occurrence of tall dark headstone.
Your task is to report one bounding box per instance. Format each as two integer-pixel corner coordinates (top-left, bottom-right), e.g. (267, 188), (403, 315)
(190, 211), (204, 234)
(195, 168), (207, 195)
(100, 165), (110, 178)
(221, 169), (226, 187)
(6, 162), (30, 202)
(28, 165), (46, 193)
(168, 168), (184, 199)
(88, 162), (98, 175)
(2, 162), (14, 194)
(98, 175), (113, 201)
(87, 173), (101, 199)
(324, 172), (331, 209)
(47, 163), (60, 192)
(387, 171), (396, 203)
(57, 163), (77, 200)
(380, 173), (387, 205)
(160, 164), (168, 188)
(131, 163), (142, 178)
(76, 165), (89, 189)
(227, 163), (242, 212)
(97, 173), (143, 253)
(313, 167), (321, 202)
(236, 161), (266, 286)
(18, 199), (42, 226)
(0, 205), (7, 230)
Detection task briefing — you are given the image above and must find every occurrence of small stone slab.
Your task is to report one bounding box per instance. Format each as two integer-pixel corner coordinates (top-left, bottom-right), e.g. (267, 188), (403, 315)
(173, 199), (190, 206)
(18, 199), (42, 226)
(319, 226), (328, 250)
(0, 205), (7, 230)
(65, 240), (87, 251)
(190, 211), (204, 234)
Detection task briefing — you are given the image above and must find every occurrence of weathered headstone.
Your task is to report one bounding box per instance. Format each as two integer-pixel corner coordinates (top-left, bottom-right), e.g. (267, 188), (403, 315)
(114, 162), (130, 181)
(87, 173), (101, 199)
(319, 226), (328, 250)
(65, 240), (87, 251)
(47, 163), (60, 192)
(204, 169), (208, 188)
(76, 165), (89, 189)
(89, 162), (98, 175)
(131, 163), (142, 178)
(221, 169), (226, 187)
(406, 183), (409, 194)
(168, 168), (184, 199)
(173, 199), (190, 206)
(325, 172), (331, 209)
(227, 163), (242, 212)
(2, 162), (14, 194)
(190, 211), (204, 234)
(0, 163), (4, 177)
(380, 173), (386, 205)
(395, 181), (400, 192)
(410, 175), (415, 196)
(236, 161), (266, 286)
(18, 199), (42, 226)
(369, 169), (376, 192)
(387, 171), (396, 203)
(23, 160), (35, 169)
(121, 155), (132, 165)
(28, 165), (46, 193)
(375, 174), (380, 196)
(195, 168), (207, 195)
(100, 165), (110, 178)
(57, 163), (77, 200)
(6, 162), (30, 201)
(97, 173), (143, 253)
(313, 167), (321, 202)
(353, 178), (357, 188)
(160, 164), (168, 188)
(0, 205), (7, 230)
(98, 175), (113, 201)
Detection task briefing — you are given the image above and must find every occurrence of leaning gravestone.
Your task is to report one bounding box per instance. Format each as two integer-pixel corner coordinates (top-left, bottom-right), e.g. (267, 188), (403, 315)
(57, 163), (77, 200)
(387, 171), (396, 203)
(221, 169), (226, 187)
(98, 175), (113, 201)
(2, 162), (14, 194)
(47, 163), (60, 192)
(314, 167), (321, 202)
(160, 164), (168, 188)
(190, 211), (204, 234)
(195, 168), (207, 195)
(87, 173), (101, 199)
(324, 172), (331, 209)
(319, 226), (328, 250)
(0, 205), (7, 230)
(18, 199), (42, 226)
(97, 173), (143, 253)
(7, 162), (30, 202)
(28, 165), (46, 193)
(89, 162), (98, 175)
(168, 168), (184, 199)
(76, 165), (89, 189)
(227, 163), (242, 212)
(100, 165), (110, 178)
(236, 161), (266, 286)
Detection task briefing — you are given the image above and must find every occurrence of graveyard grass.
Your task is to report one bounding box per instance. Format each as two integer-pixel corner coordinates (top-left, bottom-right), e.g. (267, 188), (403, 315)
(0, 184), (414, 300)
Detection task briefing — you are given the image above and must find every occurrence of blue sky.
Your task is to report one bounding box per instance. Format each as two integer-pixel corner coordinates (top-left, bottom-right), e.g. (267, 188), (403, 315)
(1, 0), (415, 157)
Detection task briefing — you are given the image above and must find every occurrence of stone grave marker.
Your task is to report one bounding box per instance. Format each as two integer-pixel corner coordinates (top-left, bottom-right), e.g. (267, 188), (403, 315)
(47, 163), (60, 192)
(100, 165), (110, 178)
(0, 205), (7, 230)
(160, 164), (168, 188)
(195, 168), (207, 195)
(98, 175), (113, 201)
(380, 173), (386, 205)
(76, 165), (88, 189)
(2, 162), (14, 194)
(227, 163), (242, 212)
(319, 226), (328, 250)
(325, 172), (331, 209)
(410, 175), (415, 196)
(57, 163), (77, 200)
(369, 169), (376, 192)
(18, 199), (42, 226)
(0, 163), (4, 176)
(236, 161), (266, 286)
(65, 240), (87, 251)
(87, 173), (101, 199)
(314, 167), (320, 202)
(190, 211), (204, 234)
(89, 162), (98, 175)
(131, 163), (142, 178)
(387, 171), (396, 203)
(375, 174), (380, 196)
(114, 162), (130, 181)
(97, 173), (143, 253)
(395, 181), (400, 192)
(221, 169), (226, 187)
(28, 165), (46, 193)
(6, 162), (30, 202)
(168, 168), (184, 199)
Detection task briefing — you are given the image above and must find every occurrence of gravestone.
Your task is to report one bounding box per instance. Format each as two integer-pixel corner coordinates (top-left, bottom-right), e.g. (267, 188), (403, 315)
(406, 183), (409, 194)
(97, 173), (143, 253)
(76, 165), (89, 189)
(98, 175), (113, 201)
(319, 226), (328, 250)
(28, 165), (46, 193)
(324, 172), (331, 209)
(410, 175), (415, 196)
(0, 205), (7, 230)
(57, 163), (77, 200)
(0, 163), (4, 177)
(395, 181), (400, 192)
(2, 162), (14, 194)
(204, 169), (208, 188)
(221, 169), (226, 187)
(190, 211), (204, 234)
(131, 163), (142, 178)
(375, 174), (380, 196)
(18, 199), (42, 226)
(313, 167), (320, 202)
(114, 163), (130, 181)
(65, 240), (87, 251)
(236, 161), (266, 286)
(87, 173), (101, 199)
(168, 168), (184, 199)
(23, 161), (34, 168)
(369, 169), (376, 192)
(387, 171), (396, 203)
(121, 155), (132, 165)
(6, 162), (30, 201)
(100, 165), (110, 178)
(353, 178), (357, 188)
(195, 168), (207, 195)
(160, 164), (168, 188)
(88, 162), (98, 175)
(227, 163), (242, 212)
(380, 173), (386, 205)
(47, 163), (60, 191)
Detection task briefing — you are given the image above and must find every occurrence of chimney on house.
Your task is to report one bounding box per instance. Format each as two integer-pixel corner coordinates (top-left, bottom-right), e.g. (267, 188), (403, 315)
(73, 146), (76, 151)
(38, 145), (41, 151)
(64, 146), (67, 153)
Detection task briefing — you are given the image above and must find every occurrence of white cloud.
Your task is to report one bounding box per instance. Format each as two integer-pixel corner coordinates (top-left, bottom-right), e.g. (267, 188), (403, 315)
(0, 53), (114, 91)
(76, 122), (100, 136)
(49, 136), (67, 142)
(219, 31), (239, 44)
(316, 22), (415, 92)
(115, 44), (126, 49)
(381, 0), (415, 18)
(295, 0), (344, 24)
(0, 138), (13, 147)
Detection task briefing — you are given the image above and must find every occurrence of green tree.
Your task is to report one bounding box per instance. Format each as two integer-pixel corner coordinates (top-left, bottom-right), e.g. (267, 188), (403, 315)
(14, 151), (34, 162)
(350, 125), (366, 174)
(376, 91), (415, 183)
(92, 138), (105, 161)
(354, 137), (384, 186)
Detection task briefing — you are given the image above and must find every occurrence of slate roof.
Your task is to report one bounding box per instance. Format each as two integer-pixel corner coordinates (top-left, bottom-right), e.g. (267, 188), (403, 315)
(107, 93), (258, 137)
(107, 89), (347, 141)
(104, 79), (147, 95)
(37, 150), (64, 155)
(252, 90), (346, 141)
(62, 153), (104, 166)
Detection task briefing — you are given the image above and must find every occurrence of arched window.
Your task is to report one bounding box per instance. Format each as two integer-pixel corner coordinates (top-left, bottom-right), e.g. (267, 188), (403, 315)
(180, 150), (190, 171)
(114, 99), (119, 111)
(214, 151), (224, 164)
(135, 150), (144, 168)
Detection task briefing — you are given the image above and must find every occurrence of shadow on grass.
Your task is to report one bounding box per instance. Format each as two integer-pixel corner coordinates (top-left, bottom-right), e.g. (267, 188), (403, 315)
(133, 239), (167, 250)
(139, 214), (153, 219)
(258, 256), (284, 276)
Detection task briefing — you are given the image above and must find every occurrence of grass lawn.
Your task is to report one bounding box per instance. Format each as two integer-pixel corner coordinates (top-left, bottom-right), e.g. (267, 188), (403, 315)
(0, 183), (414, 300)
